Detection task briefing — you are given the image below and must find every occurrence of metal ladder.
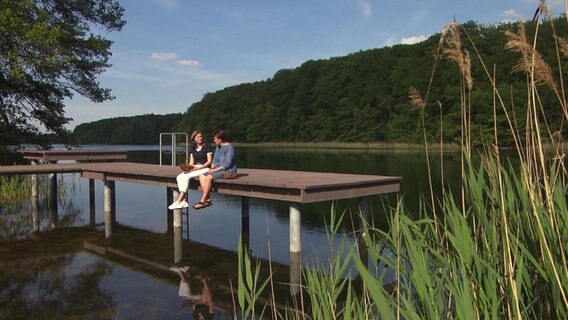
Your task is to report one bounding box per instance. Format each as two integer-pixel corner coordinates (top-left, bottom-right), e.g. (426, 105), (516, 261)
(159, 132), (189, 166)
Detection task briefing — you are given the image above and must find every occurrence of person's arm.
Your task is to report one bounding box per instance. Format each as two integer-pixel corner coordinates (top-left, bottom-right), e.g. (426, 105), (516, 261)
(188, 153), (195, 166)
(218, 145), (234, 170)
(202, 152), (213, 168)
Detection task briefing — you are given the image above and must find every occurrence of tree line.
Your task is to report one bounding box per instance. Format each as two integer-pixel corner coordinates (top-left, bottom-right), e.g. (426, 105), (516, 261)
(72, 18), (568, 146)
(72, 113), (182, 145)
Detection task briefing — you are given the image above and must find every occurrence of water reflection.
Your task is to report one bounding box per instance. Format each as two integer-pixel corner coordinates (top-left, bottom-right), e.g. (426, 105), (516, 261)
(1, 174), (82, 239)
(0, 243), (116, 319)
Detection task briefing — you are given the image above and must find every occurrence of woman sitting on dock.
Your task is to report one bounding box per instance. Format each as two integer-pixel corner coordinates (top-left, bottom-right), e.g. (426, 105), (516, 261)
(168, 130), (213, 209)
(193, 129), (237, 210)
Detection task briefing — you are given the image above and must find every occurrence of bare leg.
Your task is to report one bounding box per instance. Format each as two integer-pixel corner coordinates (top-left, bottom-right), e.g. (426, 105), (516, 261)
(175, 191), (186, 203)
(198, 175), (214, 203)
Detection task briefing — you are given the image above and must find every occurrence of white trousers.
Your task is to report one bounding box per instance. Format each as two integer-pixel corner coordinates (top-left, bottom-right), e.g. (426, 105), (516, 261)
(176, 168), (209, 193)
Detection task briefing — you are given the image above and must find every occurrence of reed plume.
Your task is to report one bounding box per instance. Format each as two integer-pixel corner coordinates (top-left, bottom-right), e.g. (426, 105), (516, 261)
(505, 24), (556, 89)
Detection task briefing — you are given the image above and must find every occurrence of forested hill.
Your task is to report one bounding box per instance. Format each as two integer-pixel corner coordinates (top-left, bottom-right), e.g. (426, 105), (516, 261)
(72, 113), (181, 144)
(176, 18), (567, 144)
(73, 18), (567, 145)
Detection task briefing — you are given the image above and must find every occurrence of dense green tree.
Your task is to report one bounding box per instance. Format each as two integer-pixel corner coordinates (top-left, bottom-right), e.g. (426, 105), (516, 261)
(72, 113), (182, 145)
(0, 0), (125, 147)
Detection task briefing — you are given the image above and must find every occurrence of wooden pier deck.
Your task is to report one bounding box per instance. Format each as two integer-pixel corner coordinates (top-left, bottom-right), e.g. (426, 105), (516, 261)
(0, 162), (401, 204)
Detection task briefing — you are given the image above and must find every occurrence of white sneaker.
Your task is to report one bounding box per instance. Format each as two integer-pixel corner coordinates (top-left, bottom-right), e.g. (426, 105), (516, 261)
(168, 201), (180, 210)
(180, 201), (189, 208)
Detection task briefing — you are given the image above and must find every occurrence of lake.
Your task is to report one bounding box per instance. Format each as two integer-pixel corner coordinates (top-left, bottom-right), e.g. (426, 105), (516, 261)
(0, 145), (461, 319)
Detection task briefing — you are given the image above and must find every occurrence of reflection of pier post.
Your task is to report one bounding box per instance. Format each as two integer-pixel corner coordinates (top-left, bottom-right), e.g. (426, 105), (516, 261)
(103, 180), (116, 239)
(31, 197), (39, 233)
(48, 173), (58, 228)
(241, 197), (250, 250)
(31, 161), (38, 198)
(89, 179), (96, 226)
(289, 202), (301, 296)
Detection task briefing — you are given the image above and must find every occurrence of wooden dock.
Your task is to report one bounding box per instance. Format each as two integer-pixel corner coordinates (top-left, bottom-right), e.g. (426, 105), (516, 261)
(0, 161), (401, 203)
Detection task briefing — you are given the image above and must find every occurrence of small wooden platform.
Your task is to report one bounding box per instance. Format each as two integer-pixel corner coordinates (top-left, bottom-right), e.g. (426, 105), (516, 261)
(18, 149), (127, 162)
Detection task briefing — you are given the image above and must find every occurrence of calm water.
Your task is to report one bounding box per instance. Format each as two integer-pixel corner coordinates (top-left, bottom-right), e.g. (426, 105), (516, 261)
(0, 145), (462, 319)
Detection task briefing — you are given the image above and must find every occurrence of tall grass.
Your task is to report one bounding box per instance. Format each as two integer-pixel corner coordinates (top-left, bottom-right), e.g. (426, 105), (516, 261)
(235, 2), (568, 318)
(0, 176), (31, 203)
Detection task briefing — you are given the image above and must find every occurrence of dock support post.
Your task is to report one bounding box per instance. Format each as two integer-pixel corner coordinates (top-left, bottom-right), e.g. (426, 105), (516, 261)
(48, 173), (58, 228)
(172, 190), (182, 228)
(103, 180), (115, 239)
(289, 202), (302, 296)
(166, 188), (174, 234)
(174, 224), (183, 264)
(241, 197), (250, 249)
(290, 251), (301, 296)
(89, 179), (96, 226)
(289, 203), (301, 252)
(170, 189), (183, 263)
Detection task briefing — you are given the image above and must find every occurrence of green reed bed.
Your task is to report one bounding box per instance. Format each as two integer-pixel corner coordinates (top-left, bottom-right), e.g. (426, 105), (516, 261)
(235, 154), (567, 319)
(235, 2), (568, 319)
(0, 176), (31, 204)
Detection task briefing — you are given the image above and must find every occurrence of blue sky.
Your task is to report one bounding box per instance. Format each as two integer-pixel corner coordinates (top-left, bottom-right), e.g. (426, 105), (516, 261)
(64, 0), (565, 130)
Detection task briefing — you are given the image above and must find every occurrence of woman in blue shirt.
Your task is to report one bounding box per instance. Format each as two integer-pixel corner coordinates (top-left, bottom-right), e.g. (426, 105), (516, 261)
(193, 129), (237, 209)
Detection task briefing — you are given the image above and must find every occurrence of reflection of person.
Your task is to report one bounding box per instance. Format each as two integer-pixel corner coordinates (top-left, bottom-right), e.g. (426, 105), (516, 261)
(170, 266), (215, 320)
(168, 130), (213, 210)
(193, 129), (237, 210)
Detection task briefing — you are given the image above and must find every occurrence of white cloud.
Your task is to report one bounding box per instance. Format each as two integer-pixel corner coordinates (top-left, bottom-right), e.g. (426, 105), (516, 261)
(401, 35), (427, 45)
(502, 9), (524, 22)
(152, 0), (181, 11)
(151, 52), (177, 61)
(177, 59), (201, 67)
(354, 0), (372, 17)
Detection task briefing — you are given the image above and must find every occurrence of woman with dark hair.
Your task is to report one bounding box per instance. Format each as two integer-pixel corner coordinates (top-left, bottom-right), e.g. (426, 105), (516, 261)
(168, 130), (213, 210)
(193, 129), (237, 210)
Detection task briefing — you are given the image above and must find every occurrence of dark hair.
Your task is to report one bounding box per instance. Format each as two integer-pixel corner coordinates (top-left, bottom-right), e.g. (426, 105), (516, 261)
(212, 129), (227, 142)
